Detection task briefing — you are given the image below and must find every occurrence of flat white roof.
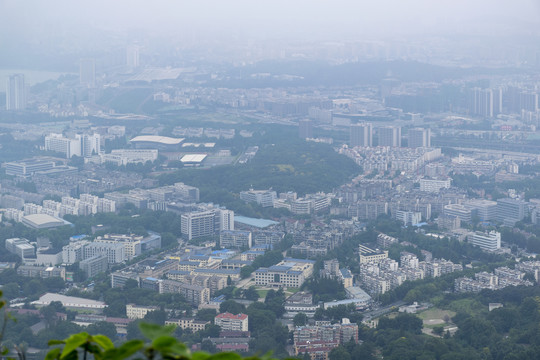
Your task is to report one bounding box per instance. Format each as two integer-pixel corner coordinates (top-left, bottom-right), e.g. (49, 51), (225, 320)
(130, 136), (184, 145)
(22, 214), (64, 226)
(32, 293), (107, 309)
(181, 154), (207, 163)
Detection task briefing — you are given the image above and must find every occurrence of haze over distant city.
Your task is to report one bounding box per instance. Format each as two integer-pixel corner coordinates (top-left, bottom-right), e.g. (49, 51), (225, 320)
(3, 1), (540, 360)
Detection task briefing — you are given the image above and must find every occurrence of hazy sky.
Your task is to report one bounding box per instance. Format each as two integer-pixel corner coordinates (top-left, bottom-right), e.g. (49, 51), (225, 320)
(2, 0), (540, 42)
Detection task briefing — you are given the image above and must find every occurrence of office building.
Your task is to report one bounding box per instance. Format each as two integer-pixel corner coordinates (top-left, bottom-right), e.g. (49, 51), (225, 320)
(181, 210), (216, 240)
(470, 231), (501, 252)
(395, 210), (422, 226)
(80, 255), (108, 279)
(378, 126), (401, 147)
(496, 198), (528, 226)
(158, 280), (210, 306)
(255, 258), (315, 287)
(44, 133), (101, 159)
(84, 242), (125, 264)
(220, 230), (252, 249)
(408, 128), (431, 148)
(4, 159), (55, 176)
(6, 74), (26, 110)
(214, 313), (249, 332)
(79, 58), (96, 87)
(350, 123), (373, 147)
(240, 189), (277, 207)
(443, 203), (472, 223)
(5, 238), (35, 259)
(299, 119), (313, 139)
(464, 199), (497, 222)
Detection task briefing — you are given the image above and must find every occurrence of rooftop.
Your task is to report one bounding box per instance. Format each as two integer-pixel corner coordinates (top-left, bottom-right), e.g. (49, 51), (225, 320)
(234, 216), (279, 229)
(216, 312), (248, 320)
(130, 135), (184, 145)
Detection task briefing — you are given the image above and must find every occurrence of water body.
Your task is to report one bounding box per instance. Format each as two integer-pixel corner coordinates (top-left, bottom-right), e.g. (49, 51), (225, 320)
(0, 69), (73, 86)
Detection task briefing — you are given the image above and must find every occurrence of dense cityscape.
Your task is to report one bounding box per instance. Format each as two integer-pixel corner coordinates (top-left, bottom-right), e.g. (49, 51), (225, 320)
(2, 1), (540, 359)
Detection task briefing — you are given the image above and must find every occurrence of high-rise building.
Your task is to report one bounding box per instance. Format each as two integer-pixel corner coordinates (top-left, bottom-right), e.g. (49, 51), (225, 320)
(378, 126), (401, 147)
(407, 128), (431, 148)
(44, 133), (101, 158)
(126, 45), (140, 71)
(299, 119), (313, 139)
(350, 123), (373, 147)
(181, 210), (216, 240)
(6, 74), (26, 110)
(79, 58), (96, 87)
(468, 88), (502, 118)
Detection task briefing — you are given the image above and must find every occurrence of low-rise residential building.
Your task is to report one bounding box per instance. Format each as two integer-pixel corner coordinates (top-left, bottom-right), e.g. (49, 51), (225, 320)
(214, 312), (249, 332)
(358, 245), (388, 264)
(165, 318), (210, 332)
(126, 304), (159, 319)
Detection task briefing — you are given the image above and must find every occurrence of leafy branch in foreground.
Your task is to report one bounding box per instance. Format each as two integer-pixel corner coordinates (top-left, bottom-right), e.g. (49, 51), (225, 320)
(45, 322), (284, 360)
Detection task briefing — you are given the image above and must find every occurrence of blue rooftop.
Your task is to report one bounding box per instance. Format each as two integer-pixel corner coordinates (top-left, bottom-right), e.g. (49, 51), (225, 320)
(234, 216), (279, 228)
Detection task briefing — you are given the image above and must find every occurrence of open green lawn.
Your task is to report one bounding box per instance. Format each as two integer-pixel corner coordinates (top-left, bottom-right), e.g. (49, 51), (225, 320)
(446, 298), (486, 315)
(418, 308), (456, 329)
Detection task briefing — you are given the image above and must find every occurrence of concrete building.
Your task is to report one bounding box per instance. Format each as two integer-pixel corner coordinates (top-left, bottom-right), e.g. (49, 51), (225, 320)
(80, 255), (108, 279)
(395, 210), (422, 226)
(165, 318), (210, 332)
(6, 74), (26, 110)
(101, 149), (158, 166)
(239, 189), (277, 207)
(220, 230), (252, 249)
(470, 231), (501, 252)
(62, 241), (91, 265)
(350, 123), (373, 147)
(496, 198), (528, 226)
(358, 245), (388, 264)
(408, 128), (431, 148)
(443, 203), (472, 223)
(255, 258), (315, 288)
(4, 159), (55, 176)
(465, 199), (498, 222)
(126, 304), (158, 320)
(378, 126), (401, 147)
(214, 313), (249, 332)
(419, 178), (451, 193)
(84, 242), (125, 264)
(181, 210), (216, 240)
(5, 238), (35, 259)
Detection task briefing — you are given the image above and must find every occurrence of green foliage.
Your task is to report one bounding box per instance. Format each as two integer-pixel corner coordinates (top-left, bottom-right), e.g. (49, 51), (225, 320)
(45, 323), (279, 360)
(302, 277), (347, 303)
(159, 133), (359, 209)
(293, 313), (308, 327)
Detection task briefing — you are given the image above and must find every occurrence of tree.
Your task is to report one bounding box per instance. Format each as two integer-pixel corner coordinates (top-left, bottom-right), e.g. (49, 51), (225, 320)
(196, 309), (217, 322)
(329, 346), (351, 360)
(432, 325), (445, 336)
(143, 310), (167, 325)
(293, 312), (308, 327)
(219, 300), (245, 315)
(44, 322), (282, 360)
(243, 286), (260, 301)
